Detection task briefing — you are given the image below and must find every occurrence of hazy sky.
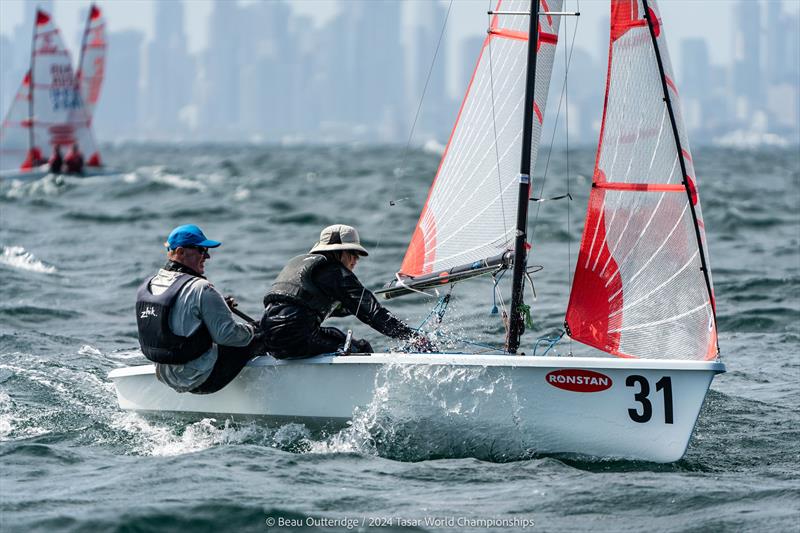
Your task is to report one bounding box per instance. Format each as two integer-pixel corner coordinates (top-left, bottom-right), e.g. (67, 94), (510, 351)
(1, 0), (798, 83)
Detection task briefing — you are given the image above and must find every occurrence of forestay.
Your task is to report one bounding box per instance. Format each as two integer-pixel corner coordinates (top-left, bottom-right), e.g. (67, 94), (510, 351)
(399, 0), (562, 278)
(566, 0), (717, 361)
(78, 4), (106, 118)
(0, 9), (101, 171)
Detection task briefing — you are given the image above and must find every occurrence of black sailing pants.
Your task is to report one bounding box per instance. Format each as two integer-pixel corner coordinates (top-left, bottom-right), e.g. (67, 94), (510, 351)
(189, 337), (267, 394)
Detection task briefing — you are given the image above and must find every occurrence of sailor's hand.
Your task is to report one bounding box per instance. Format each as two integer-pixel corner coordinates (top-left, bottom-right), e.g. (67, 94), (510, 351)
(409, 334), (437, 353)
(352, 338), (374, 354)
(224, 295), (238, 310)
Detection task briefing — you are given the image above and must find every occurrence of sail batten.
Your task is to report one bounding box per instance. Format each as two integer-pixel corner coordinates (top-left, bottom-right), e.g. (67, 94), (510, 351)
(566, 0), (717, 361)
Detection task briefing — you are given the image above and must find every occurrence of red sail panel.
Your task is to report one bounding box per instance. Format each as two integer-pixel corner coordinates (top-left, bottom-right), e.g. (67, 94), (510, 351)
(399, 0), (563, 277)
(565, 0), (716, 361)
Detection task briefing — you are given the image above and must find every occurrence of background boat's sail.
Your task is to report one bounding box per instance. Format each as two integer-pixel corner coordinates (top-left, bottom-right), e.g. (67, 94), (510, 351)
(0, 9), (102, 171)
(78, 4), (106, 118)
(0, 73), (34, 170)
(398, 0), (563, 279)
(565, 0), (716, 361)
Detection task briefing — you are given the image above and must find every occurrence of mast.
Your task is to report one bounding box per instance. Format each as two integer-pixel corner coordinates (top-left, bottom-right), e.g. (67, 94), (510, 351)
(641, 0), (719, 353)
(506, 0), (541, 354)
(27, 11), (37, 161)
(76, 4), (93, 93)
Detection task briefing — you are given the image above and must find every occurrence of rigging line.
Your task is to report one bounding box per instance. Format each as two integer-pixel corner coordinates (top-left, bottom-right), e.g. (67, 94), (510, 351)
(487, 0), (509, 245)
(352, 0), (454, 321)
(529, 2), (580, 236)
(389, 0), (455, 207)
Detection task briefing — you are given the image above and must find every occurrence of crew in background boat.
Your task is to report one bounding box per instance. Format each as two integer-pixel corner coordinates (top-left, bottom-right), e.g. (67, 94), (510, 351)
(261, 224), (434, 358)
(136, 224), (266, 394)
(48, 145), (63, 174)
(64, 143), (84, 174)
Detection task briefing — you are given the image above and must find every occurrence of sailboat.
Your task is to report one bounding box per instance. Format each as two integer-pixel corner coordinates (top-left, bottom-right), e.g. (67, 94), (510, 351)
(109, 0), (725, 462)
(0, 7), (108, 181)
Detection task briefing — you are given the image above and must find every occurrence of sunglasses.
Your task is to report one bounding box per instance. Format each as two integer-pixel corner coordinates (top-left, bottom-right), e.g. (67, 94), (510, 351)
(184, 245), (209, 256)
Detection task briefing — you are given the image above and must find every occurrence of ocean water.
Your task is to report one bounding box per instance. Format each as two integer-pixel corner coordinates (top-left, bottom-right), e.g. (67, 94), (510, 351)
(0, 144), (798, 532)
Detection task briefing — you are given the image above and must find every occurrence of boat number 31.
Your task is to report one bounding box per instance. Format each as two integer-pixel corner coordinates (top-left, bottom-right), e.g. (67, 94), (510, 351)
(626, 376), (674, 424)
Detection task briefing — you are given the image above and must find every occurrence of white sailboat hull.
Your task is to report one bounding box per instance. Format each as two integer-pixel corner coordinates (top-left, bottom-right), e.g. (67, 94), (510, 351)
(0, 165), (119, 181)
(109, 354), (724, 462)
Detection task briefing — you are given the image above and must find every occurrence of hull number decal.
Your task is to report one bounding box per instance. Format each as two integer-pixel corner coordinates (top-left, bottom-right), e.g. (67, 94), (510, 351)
(626, 375), (674, 424)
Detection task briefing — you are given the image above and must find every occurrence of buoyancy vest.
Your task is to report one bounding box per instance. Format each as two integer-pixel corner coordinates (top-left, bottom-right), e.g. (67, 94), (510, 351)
(263, 254), (339, 322)
(135, 273), (213, 364)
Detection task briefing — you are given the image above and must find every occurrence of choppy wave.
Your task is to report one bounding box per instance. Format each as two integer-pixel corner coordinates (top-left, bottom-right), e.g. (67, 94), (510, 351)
(0, 144), (797, 531)
(0, 246), (57, 273)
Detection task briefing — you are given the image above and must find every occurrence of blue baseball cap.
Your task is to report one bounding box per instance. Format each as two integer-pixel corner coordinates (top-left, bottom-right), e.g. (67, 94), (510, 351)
(165, 224), (222, 250)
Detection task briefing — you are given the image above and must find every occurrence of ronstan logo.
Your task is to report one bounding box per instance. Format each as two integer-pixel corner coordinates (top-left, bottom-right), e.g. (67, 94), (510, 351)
(545, 369), (613, 393)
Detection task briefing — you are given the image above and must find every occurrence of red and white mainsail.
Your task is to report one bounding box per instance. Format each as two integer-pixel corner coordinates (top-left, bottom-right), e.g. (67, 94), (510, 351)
(565, 0), (716, 361)
(399, 0), (562, 278)
(0, 9), (101, 171)
(77, 4), (106, 117)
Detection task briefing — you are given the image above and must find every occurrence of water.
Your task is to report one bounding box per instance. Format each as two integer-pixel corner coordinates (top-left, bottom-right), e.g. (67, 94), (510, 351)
(1, 144), (798, 532)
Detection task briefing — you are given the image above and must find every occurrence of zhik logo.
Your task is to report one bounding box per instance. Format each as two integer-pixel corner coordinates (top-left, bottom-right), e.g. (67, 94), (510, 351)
(140, 307), (157, 319)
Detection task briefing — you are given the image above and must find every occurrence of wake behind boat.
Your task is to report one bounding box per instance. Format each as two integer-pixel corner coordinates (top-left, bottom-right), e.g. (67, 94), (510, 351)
(110, 0), (726, 463)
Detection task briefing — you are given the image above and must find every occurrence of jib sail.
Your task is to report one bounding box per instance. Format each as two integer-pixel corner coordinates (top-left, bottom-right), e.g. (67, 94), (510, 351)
(565, 0), (717, 361)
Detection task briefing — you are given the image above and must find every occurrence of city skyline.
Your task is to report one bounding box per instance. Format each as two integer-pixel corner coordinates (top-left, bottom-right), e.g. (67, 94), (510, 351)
(1, 0), (798, 146)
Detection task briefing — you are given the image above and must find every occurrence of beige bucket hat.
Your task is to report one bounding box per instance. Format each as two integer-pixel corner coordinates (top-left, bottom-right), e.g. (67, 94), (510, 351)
(309, 224), (369, 256)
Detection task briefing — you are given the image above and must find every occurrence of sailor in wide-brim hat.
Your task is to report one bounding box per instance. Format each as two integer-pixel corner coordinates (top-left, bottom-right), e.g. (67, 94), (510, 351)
(261, 224), (434, 358)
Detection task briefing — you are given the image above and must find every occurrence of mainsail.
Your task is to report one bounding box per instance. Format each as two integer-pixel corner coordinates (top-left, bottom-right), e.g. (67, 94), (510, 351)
(565, 0), (717, 361)
(77, 4), (106, 118)
(397, 0), (563, 282)
(0, 9), (101, 171)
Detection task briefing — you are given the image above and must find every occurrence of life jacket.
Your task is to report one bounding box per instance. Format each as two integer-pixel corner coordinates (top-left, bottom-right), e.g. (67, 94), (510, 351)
(135, 273), (213, 364)
(263, 254), (340, 322)
(64, 151), (84, 173)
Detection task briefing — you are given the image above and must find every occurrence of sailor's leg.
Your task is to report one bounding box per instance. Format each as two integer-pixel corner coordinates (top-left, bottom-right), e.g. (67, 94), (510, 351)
(189, 341), (261, 394)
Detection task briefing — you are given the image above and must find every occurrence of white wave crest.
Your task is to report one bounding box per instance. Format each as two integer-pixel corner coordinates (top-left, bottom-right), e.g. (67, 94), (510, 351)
(0, 246), (56, 273)
(308, 363), (533, 461)
(113, 414), (264, 457)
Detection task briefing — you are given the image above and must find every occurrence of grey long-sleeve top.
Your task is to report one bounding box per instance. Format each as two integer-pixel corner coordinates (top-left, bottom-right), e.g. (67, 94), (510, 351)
(152, 269), (254, 392)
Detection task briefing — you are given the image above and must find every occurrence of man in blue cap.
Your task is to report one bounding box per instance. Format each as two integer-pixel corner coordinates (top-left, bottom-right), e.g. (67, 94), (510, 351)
(135, 224), (264, 394)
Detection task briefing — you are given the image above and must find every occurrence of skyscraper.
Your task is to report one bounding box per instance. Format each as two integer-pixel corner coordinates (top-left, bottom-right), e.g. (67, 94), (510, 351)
(95, 30), (143, 140)
(143, 1), (194, 136)
(732, 0), (762, 116)
(202, 0), (241, 135)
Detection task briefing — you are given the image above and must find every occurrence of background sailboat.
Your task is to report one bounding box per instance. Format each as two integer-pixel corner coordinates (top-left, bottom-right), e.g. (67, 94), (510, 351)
(0, 8), (105, 180)
(109, 0), (724, 463)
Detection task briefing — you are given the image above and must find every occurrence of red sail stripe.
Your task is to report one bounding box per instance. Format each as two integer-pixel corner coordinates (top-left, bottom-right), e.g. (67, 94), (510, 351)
(489, 28), (528, 42)
(489, 28), (558, 47)
(594, 182), (685, 192)
(665, 75), (678, 94)
(541, 0), (553, 26)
